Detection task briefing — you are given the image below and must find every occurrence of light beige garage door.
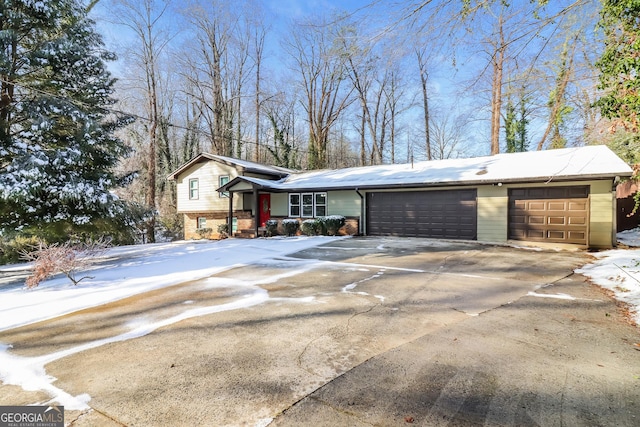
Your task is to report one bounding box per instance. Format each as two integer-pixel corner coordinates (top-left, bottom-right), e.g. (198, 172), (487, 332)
(508, 186), (589, 245)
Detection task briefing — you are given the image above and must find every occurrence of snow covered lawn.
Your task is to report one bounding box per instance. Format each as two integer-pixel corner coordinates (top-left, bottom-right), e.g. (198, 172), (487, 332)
(0, 236), (345, 332)
(576, 228), (640, 325)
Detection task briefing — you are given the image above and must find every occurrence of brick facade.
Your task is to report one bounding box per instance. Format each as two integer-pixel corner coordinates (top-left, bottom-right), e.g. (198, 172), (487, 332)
(267, 216), (359, 236)
(183, 211), (253, 240)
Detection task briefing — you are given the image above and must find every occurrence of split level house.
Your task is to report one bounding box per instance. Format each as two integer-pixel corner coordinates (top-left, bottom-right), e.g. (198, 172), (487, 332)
(167, 145), (633, 250)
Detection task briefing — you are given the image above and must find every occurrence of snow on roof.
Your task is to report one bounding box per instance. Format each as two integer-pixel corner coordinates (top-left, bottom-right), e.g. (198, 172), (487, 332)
(167, 153), (292, 180)
(228, 145), (631, 192)
(210, 154), (294, 175)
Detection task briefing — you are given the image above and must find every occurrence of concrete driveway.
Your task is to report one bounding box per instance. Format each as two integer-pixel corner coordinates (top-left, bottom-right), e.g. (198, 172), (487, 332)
(1, 237), (639, 426)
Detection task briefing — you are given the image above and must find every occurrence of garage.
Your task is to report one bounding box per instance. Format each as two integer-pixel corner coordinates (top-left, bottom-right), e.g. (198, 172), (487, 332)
(366, 190), (477, 240)
(508, 186), (589, 245)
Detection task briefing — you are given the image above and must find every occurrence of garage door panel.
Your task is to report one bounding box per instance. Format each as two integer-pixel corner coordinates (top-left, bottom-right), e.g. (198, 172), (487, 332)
(367, 190), (477, 240)
(528, 201), (546, 210)
(568, 231), (586, 240)
(548, 230), (566, 239)
(508, 186), (589, 245)
(548, 216), (565, 225)
(568, 216), (586, 225)
(548, 201), (567, 210)
(568, 201), (587, 211)
(529, 230), (545, 239)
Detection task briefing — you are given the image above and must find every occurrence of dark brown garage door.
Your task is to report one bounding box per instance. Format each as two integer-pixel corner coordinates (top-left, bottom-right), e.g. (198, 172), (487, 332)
(367, 190), (477, 240)
(508, 186), (589, 245)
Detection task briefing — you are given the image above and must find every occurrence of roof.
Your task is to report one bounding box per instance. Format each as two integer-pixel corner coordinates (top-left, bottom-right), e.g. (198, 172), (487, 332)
(220, 145), (632, 193)
(167, 153), (293, 180)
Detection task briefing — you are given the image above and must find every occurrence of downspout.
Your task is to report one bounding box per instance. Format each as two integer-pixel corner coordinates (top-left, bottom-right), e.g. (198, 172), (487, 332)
(355, 188), (364, 235)
(228, 191), (234, 238)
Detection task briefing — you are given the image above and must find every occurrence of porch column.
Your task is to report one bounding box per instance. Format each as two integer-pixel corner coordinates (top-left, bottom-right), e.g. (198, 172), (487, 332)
(253, 188), (259, 238)
(228, 191), (234, 238)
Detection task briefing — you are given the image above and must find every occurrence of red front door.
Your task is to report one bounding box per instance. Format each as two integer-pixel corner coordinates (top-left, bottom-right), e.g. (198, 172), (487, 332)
(259, 194), (271, 227)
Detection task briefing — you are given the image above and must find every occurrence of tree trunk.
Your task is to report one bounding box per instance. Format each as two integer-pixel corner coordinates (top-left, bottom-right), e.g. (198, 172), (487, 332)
(417, 49), (431, 160)
(490, 14), (505, 156)
(146, 20), (158, 244)
(255, 55), (261, 162)
(0, 33), (16, 149)
(360, 106), (366, 166)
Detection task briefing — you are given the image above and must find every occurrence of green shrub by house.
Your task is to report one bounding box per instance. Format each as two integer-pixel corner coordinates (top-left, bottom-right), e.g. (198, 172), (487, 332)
(265, 219), (279, 237)
(217, 223), (229, 238)
(282, 219), (300, 237)
(322, 215), (346, 236)
(301, 219), (319, 236)
(195, 227), (213, 239)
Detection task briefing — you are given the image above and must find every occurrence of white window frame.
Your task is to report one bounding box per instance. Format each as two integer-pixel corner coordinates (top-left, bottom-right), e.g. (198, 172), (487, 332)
(189, 178), (199, 200)
(289, 193), (301, 217)
(314, 192), (327, 217)
(289, 192), (327, 218)
(301, 193), (314, 217)
(219, 175), (230, 198)
(197, 217), (207, 229)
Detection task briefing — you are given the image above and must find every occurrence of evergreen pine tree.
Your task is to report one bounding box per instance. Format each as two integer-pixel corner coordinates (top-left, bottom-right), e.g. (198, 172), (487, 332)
(504, 91), (528, 153)
(0, 0), (136, 242)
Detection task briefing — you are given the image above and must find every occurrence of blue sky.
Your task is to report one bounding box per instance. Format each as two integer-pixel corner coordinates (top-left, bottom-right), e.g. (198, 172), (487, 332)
(89, 0), (602, 160)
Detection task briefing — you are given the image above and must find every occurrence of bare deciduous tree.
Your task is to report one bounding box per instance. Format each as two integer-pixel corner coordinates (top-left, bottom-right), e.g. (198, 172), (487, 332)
(416, 47), (432, 160)
(284, 16), (354, 169)
(111, 0), (174, 243)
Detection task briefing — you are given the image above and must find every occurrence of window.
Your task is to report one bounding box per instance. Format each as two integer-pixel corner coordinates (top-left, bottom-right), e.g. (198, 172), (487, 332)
(289, 194), (300, 217)
(219, 175), (230, 198)
(197, 217), (206, 229)
(189, 179), (199, 200)
(302, 193), (315, 217)
(289, 192), (327, 217)
(315, 193), (327, 216)
(224, 217), (238, 232)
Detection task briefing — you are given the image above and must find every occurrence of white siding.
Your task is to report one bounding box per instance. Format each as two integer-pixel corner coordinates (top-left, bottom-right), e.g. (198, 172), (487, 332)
(175, 162), (242, 212)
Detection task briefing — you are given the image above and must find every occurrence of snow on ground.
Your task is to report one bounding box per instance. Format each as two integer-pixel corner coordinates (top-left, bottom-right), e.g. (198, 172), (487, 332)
(0, 236), (347, 411)
(1, 232), (640, 413)
(0, 236), (344, 332)
(577, 228), (640, 325)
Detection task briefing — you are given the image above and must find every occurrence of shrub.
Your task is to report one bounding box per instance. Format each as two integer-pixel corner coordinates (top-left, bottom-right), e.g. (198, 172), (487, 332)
(322, 215), (346, 236)
(195, 227), (213, 239)
(314, 217), (328, 236)
(282, 219), (300, 237)
(21, 238), (110, 288)
(217, 223), (229, 239)
(301, 219), (318, 236)
(265, 219), (279, 237)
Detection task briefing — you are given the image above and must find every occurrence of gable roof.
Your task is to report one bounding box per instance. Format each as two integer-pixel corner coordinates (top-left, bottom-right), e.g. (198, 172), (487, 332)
(167, 153), (293, 180)
(220, 145), (632, 193)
